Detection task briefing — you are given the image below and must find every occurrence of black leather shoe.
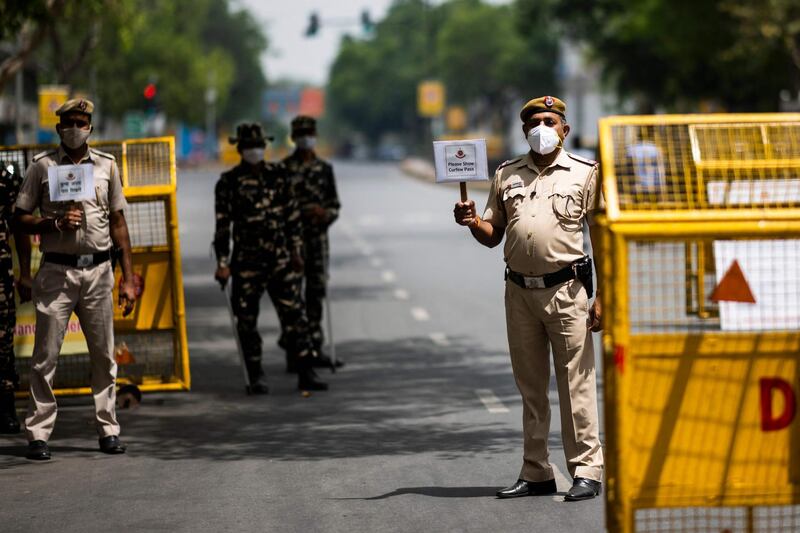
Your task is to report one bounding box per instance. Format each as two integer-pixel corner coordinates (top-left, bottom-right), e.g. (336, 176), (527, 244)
(99, 435), (127, 454)
(565, 477), (601, 501)
(26, 440), (51, 460)
(496, 478), (557, 498)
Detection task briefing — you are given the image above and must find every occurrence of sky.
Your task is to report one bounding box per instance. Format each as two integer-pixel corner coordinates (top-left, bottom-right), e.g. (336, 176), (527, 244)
(239, 0), (395, 86)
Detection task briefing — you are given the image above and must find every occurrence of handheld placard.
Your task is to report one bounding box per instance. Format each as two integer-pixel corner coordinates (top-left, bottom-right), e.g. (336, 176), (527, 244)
(433, 139), (489, 203)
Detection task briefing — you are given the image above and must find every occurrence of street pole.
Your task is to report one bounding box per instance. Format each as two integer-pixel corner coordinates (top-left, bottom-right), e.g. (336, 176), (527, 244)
(205, 71), (217, 160)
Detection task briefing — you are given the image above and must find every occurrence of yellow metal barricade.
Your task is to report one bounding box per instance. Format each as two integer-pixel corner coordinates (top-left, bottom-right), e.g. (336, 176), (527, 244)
(0, 137), (189, 395)
(598, 114), (800, 532)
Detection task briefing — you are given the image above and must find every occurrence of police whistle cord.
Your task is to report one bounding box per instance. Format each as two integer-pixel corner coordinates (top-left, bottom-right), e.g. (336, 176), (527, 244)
(223, 283), (252, 394)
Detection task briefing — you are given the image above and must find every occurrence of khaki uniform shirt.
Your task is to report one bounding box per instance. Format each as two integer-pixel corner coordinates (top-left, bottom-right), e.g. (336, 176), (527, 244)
(16, 146), (128, 254)
(483, 149), (600, 276)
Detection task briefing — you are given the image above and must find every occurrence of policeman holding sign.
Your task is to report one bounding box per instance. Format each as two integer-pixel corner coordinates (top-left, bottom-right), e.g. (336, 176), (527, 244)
(14, 98), (137, 460)
(453, 96), (604, 501)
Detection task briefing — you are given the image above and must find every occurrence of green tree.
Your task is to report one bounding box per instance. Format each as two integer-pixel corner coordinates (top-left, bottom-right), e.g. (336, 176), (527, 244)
(551, 0), (794, 111)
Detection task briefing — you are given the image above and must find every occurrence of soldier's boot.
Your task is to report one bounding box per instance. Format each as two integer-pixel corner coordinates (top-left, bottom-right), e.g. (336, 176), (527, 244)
(0, 390), (20, 434)
(298, 357), (328, 391)
(245, 362), (269, 395)
(311, 347), (345, 371)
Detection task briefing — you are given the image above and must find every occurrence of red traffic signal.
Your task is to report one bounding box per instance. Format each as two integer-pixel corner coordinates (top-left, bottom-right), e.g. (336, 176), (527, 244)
(143, 83), (157, 100)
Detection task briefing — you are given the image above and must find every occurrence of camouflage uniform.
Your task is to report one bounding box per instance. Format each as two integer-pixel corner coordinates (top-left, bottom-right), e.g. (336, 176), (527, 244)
(0, 163), (22, 394)
(283, 152), (340, 351)
(214, 160), (314, 381)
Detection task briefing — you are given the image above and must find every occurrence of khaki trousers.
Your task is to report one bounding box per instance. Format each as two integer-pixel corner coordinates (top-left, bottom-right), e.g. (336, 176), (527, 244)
(25, 261), (119, 442)
(505, 278), (603, 482)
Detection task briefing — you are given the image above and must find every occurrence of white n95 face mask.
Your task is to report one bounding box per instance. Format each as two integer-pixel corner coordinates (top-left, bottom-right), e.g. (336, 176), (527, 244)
(242, 147), (264, 165)
(295, 136), (317, 150)
(60, 127), (92, 149)
(527, 125), (561, 155)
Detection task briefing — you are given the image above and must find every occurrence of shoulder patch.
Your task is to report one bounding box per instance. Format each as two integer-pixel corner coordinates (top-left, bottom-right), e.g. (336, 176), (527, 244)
(567, 152), (597, 167)
(89, 148), (115, 161)
(32, 149), (57, 163)
(496, 157), (522, 172)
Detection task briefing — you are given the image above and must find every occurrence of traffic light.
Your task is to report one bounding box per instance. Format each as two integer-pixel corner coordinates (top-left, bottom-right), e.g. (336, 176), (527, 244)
(143, 83), (157, 100)
(305, 12), (319, 37)
(361, 10), (374, 33)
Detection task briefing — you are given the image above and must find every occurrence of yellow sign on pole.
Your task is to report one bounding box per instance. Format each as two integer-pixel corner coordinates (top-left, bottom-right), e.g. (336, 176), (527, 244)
(417, 80), (445, 117)
(38, 85), (69, 128)
(446, 106), (467, 132)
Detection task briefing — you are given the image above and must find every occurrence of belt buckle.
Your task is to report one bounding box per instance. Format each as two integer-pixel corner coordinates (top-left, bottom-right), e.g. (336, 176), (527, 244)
(76, 254), (93, 268)
(524, 275), (546, 289)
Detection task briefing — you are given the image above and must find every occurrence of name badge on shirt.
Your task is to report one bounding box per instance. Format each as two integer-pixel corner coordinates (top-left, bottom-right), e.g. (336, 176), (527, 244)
(47, 164), (94, 202)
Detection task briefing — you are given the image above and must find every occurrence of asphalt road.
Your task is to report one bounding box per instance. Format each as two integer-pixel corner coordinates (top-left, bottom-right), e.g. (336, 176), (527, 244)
(0, 159), (605, 532)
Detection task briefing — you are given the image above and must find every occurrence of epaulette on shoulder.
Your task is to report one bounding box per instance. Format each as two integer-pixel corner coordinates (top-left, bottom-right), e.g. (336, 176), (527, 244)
(567, 152), (597, 167)
(496, 157), (522, 172)
(32, 149), (57, 163)
(89, 148), (115, 161)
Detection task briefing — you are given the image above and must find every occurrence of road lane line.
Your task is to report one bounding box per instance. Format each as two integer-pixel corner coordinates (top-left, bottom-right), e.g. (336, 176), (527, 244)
(551, 464), (572, 499)
(429, 332), (450, 346)
(394, 288), (409, 300)
(381, 270), (396, 283)
(475, 389), (509, 414)
(410, 307), (430, 321)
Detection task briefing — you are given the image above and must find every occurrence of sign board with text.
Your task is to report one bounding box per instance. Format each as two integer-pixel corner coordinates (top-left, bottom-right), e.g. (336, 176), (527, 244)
(432, 139), (489, 183)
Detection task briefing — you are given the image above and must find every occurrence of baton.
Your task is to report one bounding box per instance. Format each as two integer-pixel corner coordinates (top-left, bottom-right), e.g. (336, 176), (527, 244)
(323, 236), (336, 367)
(223, 282), (252, 393)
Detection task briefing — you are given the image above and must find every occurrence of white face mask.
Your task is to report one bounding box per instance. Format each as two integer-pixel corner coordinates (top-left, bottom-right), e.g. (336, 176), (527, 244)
(295, 136), (317, 150)
(241, 147), (264, 165)
(527, 125), (562, 155)
(60, 127), (92, 150)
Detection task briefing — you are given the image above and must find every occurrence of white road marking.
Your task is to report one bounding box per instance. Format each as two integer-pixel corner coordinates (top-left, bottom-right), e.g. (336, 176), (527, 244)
(410, 307), (430, 321)
(475, 389), (509, 414)
(551, 464), (572, 500)
(358, 214), (385, 227)
(381, 270), (396, 283)
(429, 332), (450, 346)
(370, 257), (383, 268)
(393, 288), (409, 300)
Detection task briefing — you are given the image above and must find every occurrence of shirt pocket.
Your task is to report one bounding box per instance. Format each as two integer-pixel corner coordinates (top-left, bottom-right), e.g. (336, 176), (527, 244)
(95, 180), (110, 215)
(549, 183), (584, 230)
(502, 187), (526, 219)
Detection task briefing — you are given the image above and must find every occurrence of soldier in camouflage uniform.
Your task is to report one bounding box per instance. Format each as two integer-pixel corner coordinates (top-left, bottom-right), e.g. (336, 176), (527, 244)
(0, 162), (32, 433)
(214, 123), (327, 393)
(282, 116), (343, 370)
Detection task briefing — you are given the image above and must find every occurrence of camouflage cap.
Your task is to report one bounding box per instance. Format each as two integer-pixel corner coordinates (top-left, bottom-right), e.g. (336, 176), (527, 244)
(56, 98), (94, 117)
(228, 122), (274, 145)
(290, 115), (317, 133)
(519, 95), (566, 122)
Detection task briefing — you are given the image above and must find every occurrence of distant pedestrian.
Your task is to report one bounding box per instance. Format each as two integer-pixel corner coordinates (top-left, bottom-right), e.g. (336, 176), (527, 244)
(453, 96), (604, 501)
(214, 123), (327, 393)
(282, 115), (343, 371)
(0, 162), (31, 434)
(14, 98), (137, 460)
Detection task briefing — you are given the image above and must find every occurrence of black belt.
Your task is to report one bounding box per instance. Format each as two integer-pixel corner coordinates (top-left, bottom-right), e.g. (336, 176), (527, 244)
(505, 262), (578, 290)
(43, 250), (112, 268)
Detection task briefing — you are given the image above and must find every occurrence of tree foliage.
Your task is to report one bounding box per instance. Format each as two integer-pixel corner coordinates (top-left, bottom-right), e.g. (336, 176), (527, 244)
(2, 0), (268, 126)
(327, 0), (561, 149)
(552, 0), (796, 111)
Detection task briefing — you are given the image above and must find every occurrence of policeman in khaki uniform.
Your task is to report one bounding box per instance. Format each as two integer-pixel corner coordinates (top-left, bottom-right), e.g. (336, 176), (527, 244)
(14, 98), (137, 460)
(454, 96), (604, 501)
